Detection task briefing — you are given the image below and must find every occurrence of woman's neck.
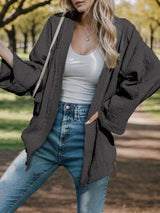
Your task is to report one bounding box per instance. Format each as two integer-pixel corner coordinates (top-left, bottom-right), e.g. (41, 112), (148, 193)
(71, 9), (93, 28)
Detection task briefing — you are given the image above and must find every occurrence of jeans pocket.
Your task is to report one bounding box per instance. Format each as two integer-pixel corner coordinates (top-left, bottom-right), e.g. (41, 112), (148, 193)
(77, 109), (88, 126)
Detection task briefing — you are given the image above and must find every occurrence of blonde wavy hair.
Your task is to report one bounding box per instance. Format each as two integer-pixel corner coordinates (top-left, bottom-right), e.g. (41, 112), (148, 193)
(59, 0), (119, 69)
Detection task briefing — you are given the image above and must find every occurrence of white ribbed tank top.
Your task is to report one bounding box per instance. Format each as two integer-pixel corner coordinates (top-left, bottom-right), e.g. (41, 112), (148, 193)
(60, 44), (104, 104)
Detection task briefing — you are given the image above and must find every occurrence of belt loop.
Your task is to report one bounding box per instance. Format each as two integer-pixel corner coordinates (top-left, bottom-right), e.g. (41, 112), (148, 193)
(74, 106), (78, 121)
(64, 102), (67, 112)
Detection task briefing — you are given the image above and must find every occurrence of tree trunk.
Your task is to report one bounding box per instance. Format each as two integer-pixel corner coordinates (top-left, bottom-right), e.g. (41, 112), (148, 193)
(23, 32), (28, 53)
(4, 25), (17, 53)
(31, 23), (36, 46)
(0, 0), (51, 28)
(150, 25), (154, 49)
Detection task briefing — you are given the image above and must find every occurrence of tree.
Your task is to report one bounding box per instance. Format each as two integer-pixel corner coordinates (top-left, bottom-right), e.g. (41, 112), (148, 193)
(4, 24), (17, 52)
(135, 0), (160, 49)
(18, 23), (29, 54)
(116, 0), (160, 50)
(0, 0), (54, 52)
(155, 0), (160, 7)
(16, 7), (55, 53)
(0, 0), (52, 28)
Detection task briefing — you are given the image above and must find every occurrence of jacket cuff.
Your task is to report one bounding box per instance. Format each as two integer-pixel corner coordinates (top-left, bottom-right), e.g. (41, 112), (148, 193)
(12, 52), (39, 89)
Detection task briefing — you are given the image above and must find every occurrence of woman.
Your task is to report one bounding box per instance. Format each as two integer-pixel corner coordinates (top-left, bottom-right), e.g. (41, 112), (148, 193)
(0, 0), (160, 212)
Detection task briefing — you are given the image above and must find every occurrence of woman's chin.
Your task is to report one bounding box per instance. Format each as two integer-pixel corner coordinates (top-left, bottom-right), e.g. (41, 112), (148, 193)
(76, 6), (87, 13)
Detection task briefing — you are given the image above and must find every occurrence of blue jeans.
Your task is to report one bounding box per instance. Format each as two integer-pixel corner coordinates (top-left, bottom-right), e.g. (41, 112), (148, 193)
(0, 101), (110, 213)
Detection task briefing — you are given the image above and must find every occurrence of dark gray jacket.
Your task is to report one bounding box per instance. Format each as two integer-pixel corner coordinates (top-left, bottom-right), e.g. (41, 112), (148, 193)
(0, 11), (160, 187)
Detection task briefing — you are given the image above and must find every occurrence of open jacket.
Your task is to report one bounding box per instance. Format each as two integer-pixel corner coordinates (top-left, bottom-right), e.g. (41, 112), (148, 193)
(0, 11), (160, 187)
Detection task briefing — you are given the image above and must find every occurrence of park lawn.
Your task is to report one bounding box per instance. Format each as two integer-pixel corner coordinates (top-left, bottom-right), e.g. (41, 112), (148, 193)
(141, 89), (160, 122)
(0, 89), (33, 151)
(0, 52), (30, 151)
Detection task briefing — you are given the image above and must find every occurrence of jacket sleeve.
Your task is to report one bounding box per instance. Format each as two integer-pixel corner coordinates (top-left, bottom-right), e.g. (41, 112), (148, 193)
(0, 14), (57, 96)
(97, 22), (160, 135)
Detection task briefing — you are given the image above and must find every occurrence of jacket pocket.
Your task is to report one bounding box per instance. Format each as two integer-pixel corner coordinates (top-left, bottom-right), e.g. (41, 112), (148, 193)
(77, 109), (88, 126)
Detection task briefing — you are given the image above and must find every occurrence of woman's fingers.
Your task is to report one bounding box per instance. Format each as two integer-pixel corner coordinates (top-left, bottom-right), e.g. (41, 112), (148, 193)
(85, 111), (98, 125)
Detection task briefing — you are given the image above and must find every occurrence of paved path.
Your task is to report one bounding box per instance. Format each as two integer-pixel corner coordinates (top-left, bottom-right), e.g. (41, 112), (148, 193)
(0, 104), (160, 213)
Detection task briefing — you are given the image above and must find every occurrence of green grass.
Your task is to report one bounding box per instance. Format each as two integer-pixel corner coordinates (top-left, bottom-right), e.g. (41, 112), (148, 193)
(141, 89), (160, 122)
(0, 51), (31, 151)
(154, 49), (160, 58)
(0, 89), (34, 151)
(0, 52), (29, 62)
(15, 51), (29, 60)
(18, 52), (29, 60)
(0, 140), (24, 151)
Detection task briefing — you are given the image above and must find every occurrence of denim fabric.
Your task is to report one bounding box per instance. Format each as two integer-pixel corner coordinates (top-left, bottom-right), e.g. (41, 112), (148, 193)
(0, 101), (110, 213)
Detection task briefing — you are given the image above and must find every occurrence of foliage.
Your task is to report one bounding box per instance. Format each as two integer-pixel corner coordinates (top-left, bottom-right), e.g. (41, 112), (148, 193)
(0, 0), (53, 28)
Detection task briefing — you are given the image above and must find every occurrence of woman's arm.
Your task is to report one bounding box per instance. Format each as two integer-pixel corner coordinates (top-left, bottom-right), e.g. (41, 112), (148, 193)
(0, 41), (13, 68)
(0, 14), (58, 96)
(97, 22), (160, 135)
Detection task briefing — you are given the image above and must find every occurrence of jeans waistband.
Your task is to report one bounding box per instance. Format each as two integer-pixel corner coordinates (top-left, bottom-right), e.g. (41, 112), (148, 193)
(58, 101), (91, 113)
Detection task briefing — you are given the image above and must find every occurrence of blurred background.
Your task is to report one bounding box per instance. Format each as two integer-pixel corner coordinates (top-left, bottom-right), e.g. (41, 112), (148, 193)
(0, 0), (160, 212)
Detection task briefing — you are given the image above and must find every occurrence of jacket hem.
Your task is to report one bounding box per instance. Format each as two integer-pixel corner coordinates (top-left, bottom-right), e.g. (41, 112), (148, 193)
(79, 162), (115, 187)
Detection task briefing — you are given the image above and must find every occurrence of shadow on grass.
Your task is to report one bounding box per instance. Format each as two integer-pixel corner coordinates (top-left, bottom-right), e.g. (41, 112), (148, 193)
(0, 97), (33, 113)
(126, 123), (160, 131)
(0, 142), (24, 151)
(0, 118), (30, 131)
(0, 90), (33, 150)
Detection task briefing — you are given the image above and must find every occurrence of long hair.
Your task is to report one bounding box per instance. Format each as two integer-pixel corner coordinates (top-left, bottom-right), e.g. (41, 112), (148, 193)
(59, 0), (119, 69)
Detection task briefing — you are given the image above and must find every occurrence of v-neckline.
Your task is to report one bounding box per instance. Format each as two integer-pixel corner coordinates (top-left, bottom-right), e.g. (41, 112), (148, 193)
(70, 44), (98, 57)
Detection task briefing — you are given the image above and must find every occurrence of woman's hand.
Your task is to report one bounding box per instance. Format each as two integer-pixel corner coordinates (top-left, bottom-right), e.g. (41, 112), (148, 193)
(0, 40), (13, 68)
(85, 111), (98, 125)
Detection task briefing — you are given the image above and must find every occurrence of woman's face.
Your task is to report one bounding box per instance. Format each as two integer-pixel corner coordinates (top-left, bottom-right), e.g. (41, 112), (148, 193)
(70, 0), (95, 13)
